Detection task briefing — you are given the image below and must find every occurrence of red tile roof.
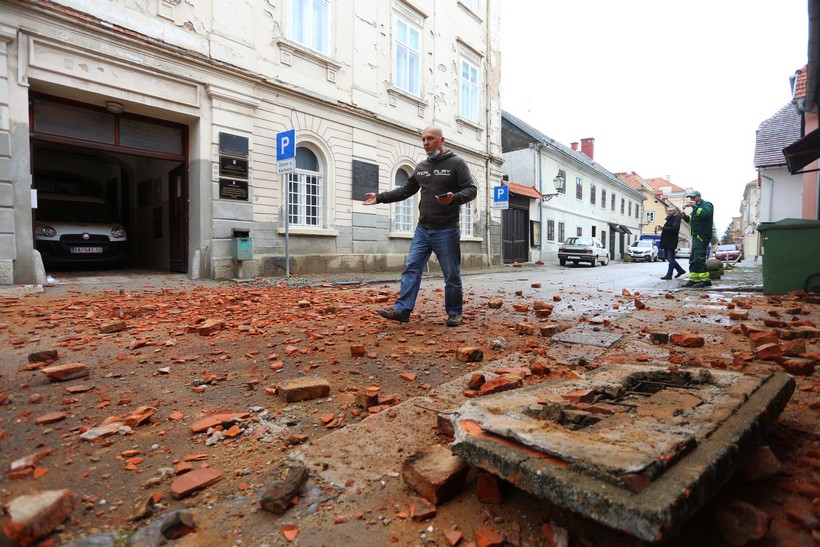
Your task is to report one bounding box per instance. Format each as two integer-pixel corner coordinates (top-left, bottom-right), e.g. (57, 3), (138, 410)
(645, 177), (686, 193)
(503, 181), (544, 199)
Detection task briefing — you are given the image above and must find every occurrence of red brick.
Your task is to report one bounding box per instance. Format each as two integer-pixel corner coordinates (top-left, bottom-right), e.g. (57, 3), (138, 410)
(562, 389), (595, 404)
(467, 373), (485, 390)
(171, 467), (223, 499)
(474, 525), (504, 547)
(35, 412), (66, 425)
(2, 489), (76, 545)
(748, 330), (778, 349)
(350, 344), (366, 357)
(456, 347), (483, 363)
(28, 350), (58, 364)
(670, 333), (705, 347)
(125, 406), (158, 427)
(754, 343), (783, 360)
(408, 495), (437, 521)
(478, 375), (522, 396)
(402, 446), (468, 505)
(42, 363), (90, 382)
(476, 473), (502, 504)
(99, 320), (126, 334)
(516, 322), (537, 335)
(190, 412), (249, 433)
(278, 377), (331, 402)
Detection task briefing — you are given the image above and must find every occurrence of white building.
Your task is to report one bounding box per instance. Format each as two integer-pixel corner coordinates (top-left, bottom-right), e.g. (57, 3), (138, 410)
(0, 0), (503, 284)
(500, 111), (644, 263)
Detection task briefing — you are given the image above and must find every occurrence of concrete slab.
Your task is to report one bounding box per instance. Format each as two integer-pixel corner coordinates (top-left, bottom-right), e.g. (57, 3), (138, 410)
(449, 364), (795, 543)
(551, 323), (623, 347)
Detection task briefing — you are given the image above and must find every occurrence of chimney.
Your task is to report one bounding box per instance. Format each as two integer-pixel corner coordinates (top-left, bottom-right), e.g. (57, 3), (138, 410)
(571, 142), (578, 151)
(580, 138), (595, 160)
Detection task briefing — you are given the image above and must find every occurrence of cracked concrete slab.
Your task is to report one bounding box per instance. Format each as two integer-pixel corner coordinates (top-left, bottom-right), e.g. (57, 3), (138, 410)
(449, 364), (795, 543)
(551, 323), (623, 347)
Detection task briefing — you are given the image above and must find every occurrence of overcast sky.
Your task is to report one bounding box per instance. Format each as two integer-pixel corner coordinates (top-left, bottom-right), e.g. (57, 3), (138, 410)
(499, 0), (809, 233)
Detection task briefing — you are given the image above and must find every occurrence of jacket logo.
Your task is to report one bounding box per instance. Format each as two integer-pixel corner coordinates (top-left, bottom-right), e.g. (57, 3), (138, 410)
(433, 169), (451, 176)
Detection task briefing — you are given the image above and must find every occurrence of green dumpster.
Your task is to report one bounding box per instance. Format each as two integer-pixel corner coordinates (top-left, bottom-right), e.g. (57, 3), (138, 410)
(758, 218), (820, 294)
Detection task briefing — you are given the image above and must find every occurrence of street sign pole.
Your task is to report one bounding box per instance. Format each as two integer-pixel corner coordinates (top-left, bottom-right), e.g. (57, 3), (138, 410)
(492, 185), (509, 266)
(277, 130), (296, 277)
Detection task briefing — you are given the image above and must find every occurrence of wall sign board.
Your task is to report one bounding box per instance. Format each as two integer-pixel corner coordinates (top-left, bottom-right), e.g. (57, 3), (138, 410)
(351, 160), (379, 200)
(219, 179), (249, 201)
(219, 156), (249, 179)
(219, 133), (249, 158)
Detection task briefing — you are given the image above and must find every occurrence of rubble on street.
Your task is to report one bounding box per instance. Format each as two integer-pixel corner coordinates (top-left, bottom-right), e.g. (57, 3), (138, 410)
(0, 267), (817, 546)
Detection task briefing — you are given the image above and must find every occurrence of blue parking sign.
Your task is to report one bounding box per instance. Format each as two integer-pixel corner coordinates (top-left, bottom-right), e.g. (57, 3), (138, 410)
(492, 185), (509, 209)
(276, 130), (295, 161)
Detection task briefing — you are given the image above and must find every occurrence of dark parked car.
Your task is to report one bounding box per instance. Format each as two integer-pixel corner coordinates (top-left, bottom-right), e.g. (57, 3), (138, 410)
(558, 237), (610, 267)
(714, 244), (742, 262)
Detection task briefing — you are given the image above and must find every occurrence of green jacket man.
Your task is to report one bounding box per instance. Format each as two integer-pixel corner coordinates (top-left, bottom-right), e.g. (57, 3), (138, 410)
(679, 190), (714, 288)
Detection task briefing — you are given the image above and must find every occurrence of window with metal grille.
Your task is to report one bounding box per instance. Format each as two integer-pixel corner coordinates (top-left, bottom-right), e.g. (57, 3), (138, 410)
(575, 177), (583, 200)
(558, 222), (565, 243)
(601, 188), (606, 208)
(590, 183), (596, 205)
(611, 192), (616, 211)
(621, 198), (625, 215)
(287, 147), (323, 227)
(547, 220), (555, 241)
(393, 168), (413, 232)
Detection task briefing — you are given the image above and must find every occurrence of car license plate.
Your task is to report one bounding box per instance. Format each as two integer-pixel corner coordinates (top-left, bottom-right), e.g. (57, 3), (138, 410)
(70, 246), (103, 254)
(568, 256), (581, 260)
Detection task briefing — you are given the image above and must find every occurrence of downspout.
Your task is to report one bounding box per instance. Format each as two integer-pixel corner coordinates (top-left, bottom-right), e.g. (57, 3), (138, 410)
(759, 170), (774, 260)
(535, 143), (544, 259)
(484, 0), (493, 266)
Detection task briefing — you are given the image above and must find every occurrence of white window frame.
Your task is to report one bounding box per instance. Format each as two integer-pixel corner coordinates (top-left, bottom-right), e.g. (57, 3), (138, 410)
(287, 146), (324, 228)
(461, 0), (479, 13)
(392, 168), (414, 233)
(290, 0), (331, 56)
(460, 58), (479, 123)
(394, 16), (421, 96)
(460, 200), (474, 237)
(646, 211), (655, 224)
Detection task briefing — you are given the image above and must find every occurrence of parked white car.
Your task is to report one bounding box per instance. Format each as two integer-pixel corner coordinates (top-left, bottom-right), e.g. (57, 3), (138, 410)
(627, 240), (658, 262)
(676, 247), (691, 259)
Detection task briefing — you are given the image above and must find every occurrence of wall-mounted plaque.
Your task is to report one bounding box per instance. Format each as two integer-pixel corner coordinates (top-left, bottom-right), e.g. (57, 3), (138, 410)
(219, 179), (249, 201)
(351, 160), (379, 200)
(219, 156), (249, 179)
(219, 132), (249, 158)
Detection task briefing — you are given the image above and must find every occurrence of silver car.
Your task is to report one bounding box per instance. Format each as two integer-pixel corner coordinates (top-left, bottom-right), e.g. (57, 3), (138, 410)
(558, 237), (610, 267)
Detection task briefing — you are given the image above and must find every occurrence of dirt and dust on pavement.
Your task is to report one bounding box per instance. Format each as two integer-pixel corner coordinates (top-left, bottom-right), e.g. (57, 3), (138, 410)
(0, 262), (817, 547)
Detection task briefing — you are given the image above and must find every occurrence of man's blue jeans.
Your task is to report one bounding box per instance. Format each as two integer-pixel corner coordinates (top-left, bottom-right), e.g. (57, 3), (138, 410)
(393, 225), (462, 317)
(664, 248), (686, 277)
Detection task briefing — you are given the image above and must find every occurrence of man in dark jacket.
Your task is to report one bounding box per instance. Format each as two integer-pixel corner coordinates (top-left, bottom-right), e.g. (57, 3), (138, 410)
(659, 207), (686, 280)
(363, 126), (477, 326)
(680, 190), (714, 288)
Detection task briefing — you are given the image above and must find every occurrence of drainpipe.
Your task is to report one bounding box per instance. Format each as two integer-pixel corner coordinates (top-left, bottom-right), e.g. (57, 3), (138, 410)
(759, 171), (774, 259)
(535, 143), (544, 259)
(484, 0), (493, 266)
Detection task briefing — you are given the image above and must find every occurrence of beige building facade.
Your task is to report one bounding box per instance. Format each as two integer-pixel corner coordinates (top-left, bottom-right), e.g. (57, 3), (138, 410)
(0, 0), (503, 284)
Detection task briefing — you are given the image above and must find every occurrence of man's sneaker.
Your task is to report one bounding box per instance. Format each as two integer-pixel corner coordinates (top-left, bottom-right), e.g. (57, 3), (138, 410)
(692, 281), (712, 288)
(675, 270), (686, 278)
(446, 314), (462, 327)
(379, 308), (410, 323)
(660, 275), (672, 280)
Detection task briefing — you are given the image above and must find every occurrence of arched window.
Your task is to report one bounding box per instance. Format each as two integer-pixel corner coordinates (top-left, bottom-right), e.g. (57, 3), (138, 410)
(287, 146), (323, 227)
(393, 168), (414, 232)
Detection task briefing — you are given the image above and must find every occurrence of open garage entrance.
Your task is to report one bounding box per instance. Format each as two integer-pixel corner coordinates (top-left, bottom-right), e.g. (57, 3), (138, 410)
(30, 94), (189, 274)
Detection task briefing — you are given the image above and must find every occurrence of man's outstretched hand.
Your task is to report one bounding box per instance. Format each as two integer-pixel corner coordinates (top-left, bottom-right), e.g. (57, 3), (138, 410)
(363, 193), (377, 205)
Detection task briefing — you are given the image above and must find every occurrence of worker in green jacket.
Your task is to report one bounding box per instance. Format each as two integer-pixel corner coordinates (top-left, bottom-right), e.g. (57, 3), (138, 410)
(679, 190), (714, 288)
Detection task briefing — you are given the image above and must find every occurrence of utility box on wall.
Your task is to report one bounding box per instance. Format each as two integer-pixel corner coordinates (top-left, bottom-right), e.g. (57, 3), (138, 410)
(231, 229), (252, 261)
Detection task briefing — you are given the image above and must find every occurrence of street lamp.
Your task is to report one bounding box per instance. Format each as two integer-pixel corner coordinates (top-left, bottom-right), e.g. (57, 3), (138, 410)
(542, 175), (562, 202)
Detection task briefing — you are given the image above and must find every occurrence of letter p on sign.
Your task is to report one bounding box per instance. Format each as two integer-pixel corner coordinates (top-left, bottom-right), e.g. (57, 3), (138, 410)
(277, 129), (295, 161)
